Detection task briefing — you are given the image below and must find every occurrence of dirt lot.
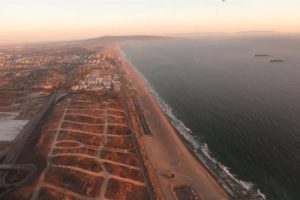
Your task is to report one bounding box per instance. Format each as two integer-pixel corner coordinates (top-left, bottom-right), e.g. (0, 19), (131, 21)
(4, 92), (151, 200)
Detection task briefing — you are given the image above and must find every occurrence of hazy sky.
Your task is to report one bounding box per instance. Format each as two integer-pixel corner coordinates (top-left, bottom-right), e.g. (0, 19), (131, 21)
(0, 0), (300, 44)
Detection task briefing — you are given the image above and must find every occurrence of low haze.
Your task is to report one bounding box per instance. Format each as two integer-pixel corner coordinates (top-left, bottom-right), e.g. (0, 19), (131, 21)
(1, 0), (300, 44)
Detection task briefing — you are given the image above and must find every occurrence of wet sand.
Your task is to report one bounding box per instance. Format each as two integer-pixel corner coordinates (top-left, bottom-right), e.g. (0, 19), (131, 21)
(114, 45), (228, 200)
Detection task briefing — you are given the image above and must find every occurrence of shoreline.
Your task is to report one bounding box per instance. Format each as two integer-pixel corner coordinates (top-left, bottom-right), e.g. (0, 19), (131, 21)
(113, 44), (228, 200)
(115, 43), (266, 200)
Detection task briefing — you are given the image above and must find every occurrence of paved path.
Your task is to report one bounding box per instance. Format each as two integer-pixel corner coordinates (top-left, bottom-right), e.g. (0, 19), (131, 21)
(62, 120), (129, 128)
(66, 112), (125, 119)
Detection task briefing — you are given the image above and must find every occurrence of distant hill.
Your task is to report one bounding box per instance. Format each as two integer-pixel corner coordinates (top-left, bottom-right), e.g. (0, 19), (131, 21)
(0, 35), (170, 47)
(75, 35), (169, 45)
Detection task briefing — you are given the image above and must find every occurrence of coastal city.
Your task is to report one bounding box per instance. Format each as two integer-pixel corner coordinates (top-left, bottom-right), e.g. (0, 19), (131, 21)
(0, 42), (153, 200)
(0, 39), (265, 200)
(1, 0), (299, 199)
(0, 50), (106, 67)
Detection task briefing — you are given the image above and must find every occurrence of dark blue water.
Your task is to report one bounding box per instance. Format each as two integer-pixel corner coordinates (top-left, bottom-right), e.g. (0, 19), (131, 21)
(121, 34), (300, 200)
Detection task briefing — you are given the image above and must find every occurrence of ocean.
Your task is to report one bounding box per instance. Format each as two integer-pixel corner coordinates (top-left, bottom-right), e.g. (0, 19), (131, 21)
(121, 34), (300, 200)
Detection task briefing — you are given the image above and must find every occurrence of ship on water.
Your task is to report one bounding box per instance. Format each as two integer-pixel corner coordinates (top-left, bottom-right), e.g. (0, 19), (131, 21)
(254, 54), (269, 57)
(270, 59), (284, 62)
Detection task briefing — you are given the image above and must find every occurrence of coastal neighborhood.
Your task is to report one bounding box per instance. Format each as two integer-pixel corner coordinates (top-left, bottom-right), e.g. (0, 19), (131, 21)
(72, 71), (121, 92)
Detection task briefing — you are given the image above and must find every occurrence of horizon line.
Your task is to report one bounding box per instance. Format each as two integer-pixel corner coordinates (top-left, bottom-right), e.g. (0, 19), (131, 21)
(1, 31), (300, 47)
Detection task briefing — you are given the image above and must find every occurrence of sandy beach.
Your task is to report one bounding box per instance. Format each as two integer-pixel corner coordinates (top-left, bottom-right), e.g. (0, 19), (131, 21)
(113, 45), (228, 200)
